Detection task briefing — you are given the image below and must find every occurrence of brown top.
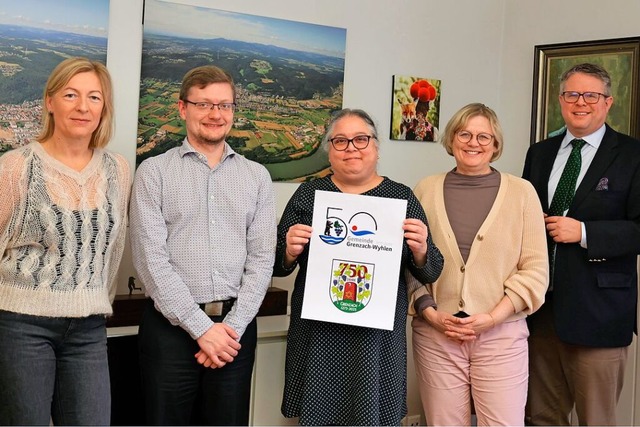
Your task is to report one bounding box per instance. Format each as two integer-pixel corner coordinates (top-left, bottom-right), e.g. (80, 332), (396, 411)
(444, 168), (500, 263)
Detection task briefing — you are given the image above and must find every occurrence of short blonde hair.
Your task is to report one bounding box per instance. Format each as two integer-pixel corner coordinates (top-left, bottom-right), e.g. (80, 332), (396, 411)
(441, 103), (503, 162)
(37, 57), (114, 149)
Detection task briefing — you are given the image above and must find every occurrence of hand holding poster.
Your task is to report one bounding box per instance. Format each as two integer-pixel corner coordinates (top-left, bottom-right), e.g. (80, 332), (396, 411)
(302, 190), (407, 330)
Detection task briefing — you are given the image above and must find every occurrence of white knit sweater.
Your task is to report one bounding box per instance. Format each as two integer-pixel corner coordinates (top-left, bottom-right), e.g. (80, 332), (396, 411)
(0, 142), (131, 317)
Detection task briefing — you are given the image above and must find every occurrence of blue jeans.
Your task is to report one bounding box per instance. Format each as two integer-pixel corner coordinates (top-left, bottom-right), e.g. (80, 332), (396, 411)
(139, 301), (257, 426)
(0, 310), (111, 425)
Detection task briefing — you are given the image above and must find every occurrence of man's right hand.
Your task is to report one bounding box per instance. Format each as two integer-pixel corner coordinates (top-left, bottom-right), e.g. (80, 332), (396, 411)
(195, 323), (241, 368)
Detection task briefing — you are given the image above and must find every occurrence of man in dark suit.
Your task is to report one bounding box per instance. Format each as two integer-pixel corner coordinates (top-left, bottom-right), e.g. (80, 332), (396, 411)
(523, 63), (640, 425)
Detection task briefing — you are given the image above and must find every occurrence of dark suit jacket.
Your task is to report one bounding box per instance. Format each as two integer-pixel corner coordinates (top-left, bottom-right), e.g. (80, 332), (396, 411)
(523, 124), (640, 347)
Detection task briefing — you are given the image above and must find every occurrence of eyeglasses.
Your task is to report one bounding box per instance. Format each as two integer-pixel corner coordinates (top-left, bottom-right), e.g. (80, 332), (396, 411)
(329, 135), (373, 151)
(183, 100), (236, 112)
(456, 131), (494, 146)
(560, 91), (610, 104)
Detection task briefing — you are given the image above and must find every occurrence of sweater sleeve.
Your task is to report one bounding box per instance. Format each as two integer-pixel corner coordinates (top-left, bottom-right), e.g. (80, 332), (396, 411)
(106, 153), (132, 303)
(503, 180), (549, 314)
(0, 150), (26, 258)
(405, 187), (444, 292)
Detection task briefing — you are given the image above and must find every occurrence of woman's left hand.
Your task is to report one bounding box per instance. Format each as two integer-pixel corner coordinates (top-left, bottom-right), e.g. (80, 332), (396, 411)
(446, 313), (496, 336)
(403, 218), (428, 266)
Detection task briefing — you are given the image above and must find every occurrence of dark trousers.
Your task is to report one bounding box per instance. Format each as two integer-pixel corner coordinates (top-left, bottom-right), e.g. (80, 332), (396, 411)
(0, 310), (110, 426)
(139, 302), (257, 426)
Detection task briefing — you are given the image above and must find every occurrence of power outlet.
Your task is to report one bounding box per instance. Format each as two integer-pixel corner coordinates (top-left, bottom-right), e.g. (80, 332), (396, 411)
(402, 414), (421, 426)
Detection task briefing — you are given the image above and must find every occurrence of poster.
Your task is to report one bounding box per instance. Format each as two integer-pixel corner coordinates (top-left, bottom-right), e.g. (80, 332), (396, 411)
(302, 190), (407, 330)
(138, 0), (347, 182)
(0, 0), (110, 155)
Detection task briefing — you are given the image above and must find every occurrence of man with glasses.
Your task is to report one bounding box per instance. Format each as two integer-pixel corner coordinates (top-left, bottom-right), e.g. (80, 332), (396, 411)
(523, 63), (640, 425)
(130, 65), (276, 425)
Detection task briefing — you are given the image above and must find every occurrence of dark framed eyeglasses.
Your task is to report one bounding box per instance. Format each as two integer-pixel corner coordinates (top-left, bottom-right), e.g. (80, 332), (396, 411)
(183, 100), (236, 112)
(560, 91), (610, 104)
(329, 135), (374, 151)
(456, 130), (494, 146)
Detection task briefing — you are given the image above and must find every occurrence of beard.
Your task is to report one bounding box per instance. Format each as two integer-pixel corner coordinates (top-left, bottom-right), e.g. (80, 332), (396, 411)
(190, 126), (229, 147)
(199, 134), (226, 145)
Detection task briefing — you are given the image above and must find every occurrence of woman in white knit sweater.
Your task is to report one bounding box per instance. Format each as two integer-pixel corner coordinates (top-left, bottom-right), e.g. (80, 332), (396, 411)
(410, 103), (548, 426)
(0, 57), (130, 425)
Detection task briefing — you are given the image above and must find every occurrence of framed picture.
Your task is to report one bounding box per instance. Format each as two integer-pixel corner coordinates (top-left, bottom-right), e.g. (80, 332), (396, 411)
(390, 75), (441, 142)
(137, 0), (346, 182)
(0, 0), (110, 156)
(531, 36), (640, 144)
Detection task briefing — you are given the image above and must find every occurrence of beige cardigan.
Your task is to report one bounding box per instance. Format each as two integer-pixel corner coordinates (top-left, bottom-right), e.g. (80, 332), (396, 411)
(409, 172), (548, 321)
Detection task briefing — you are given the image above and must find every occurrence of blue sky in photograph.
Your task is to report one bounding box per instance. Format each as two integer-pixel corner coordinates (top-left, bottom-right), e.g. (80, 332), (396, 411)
(145, 0), (346, 58)
(0, 0), (109, 37)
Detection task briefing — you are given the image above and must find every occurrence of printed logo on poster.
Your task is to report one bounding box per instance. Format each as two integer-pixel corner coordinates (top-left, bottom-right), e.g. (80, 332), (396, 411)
(330, 259), (375, 313)
(303, 191), (406, 330)
(319, 207), (378, 245)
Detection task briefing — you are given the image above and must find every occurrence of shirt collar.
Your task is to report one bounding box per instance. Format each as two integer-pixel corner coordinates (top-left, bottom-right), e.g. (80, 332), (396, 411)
(178, 138), (237, 163)
(562, 124), (606, 150)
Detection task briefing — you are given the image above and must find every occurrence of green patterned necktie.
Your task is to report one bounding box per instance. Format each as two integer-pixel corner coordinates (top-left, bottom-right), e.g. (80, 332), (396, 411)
(549, 138), (586, 216)
(548, 138), (585, 283)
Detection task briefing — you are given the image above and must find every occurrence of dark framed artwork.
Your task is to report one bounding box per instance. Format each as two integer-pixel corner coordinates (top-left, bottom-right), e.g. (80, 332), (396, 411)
(531, 36), (640, 144)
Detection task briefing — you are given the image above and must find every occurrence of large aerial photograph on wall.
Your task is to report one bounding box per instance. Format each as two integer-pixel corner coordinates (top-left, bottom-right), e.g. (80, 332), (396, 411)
(0, 0), (109, 156)
(138, 0), (347, 182)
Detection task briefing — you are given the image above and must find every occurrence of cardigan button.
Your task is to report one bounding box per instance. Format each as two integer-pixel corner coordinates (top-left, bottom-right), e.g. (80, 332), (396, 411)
(460, 265), (465, 272)
(477, 235), (484, 241)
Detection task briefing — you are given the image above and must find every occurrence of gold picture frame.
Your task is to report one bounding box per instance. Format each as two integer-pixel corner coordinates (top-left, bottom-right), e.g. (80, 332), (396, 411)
(531, 37), (640, 144)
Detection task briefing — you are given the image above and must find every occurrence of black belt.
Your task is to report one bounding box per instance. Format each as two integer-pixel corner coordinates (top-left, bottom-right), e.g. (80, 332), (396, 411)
(199, 299), (236, 317)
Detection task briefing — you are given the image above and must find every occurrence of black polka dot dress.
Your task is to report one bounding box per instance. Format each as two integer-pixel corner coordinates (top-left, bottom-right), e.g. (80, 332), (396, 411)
(274, 176), (443, 426)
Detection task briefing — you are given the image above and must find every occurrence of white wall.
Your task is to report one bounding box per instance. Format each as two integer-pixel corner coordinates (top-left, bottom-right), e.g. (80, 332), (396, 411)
(106, 0), (640, 423)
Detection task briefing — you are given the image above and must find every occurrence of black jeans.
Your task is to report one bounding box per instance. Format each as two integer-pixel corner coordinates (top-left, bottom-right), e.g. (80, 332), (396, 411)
(139, 301), (257, 426)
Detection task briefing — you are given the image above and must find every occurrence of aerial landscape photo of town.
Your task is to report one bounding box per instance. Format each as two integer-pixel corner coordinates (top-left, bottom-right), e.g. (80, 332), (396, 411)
(0, 0), (109, 156)
(1, 1), (347, 183)
(0, 23), (107, 155)
(138, 1), (347, 182)
(137, 34), (344, 182)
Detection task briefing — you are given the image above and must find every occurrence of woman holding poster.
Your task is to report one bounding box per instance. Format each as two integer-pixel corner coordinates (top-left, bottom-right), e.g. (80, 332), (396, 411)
(274, 108), (443, 426)
(409, 103), (548, 426)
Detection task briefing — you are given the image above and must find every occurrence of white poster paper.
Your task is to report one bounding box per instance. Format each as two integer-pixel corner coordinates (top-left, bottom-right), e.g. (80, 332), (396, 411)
(302, 190), (407, 330)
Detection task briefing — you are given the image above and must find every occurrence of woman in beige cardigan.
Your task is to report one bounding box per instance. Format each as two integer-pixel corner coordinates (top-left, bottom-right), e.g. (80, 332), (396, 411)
(410, 103), (548, 426)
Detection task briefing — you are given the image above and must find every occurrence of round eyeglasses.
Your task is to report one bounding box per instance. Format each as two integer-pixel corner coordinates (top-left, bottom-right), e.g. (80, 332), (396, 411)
(560, 91), (610, 104)
(329, 135), (373, 151)
(456, 131), (494, 146)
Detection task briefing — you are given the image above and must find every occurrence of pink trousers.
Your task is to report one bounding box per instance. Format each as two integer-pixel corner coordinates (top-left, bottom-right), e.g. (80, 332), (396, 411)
(412, 317), (529, 426)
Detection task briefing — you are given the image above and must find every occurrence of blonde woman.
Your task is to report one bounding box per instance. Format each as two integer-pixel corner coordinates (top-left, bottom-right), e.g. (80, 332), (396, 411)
(410, 103), (548, 426)
(0, 57), (130, 425)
